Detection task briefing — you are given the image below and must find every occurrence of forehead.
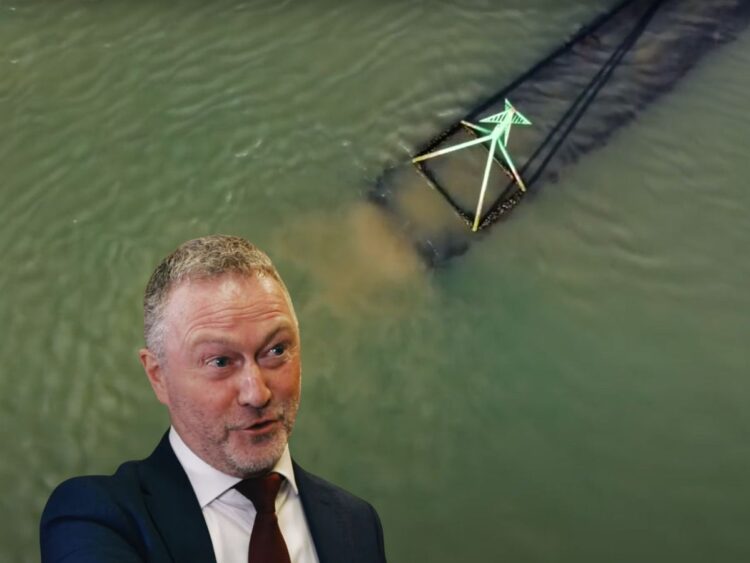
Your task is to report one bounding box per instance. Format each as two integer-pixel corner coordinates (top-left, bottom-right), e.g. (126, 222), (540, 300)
(163, 273), (295, 326)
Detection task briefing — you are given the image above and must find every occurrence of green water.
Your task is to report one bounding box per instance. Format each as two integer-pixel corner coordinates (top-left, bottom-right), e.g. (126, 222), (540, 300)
(2, 1), (749, 561)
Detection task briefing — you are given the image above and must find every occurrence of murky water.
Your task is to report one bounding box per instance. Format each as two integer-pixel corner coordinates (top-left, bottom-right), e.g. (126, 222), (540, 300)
(2, 1), (749, 561)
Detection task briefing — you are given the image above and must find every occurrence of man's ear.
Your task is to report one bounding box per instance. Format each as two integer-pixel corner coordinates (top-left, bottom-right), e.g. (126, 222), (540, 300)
(139, 348), (169, 406)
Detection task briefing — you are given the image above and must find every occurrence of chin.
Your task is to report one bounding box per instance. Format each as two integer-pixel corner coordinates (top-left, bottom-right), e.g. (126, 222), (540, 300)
(227, 434), (287, 476)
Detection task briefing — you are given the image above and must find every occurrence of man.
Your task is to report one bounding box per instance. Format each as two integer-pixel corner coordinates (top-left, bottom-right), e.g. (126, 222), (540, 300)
(41, 235), (387, 563)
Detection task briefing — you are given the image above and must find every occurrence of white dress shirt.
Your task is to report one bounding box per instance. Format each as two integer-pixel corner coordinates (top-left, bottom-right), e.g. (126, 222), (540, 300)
(169, 427), (320, 563)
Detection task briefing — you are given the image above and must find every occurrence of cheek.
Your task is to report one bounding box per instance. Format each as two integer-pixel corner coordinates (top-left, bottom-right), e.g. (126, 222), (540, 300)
(273, 364), (302, 399)
(170, 377), (237, 416)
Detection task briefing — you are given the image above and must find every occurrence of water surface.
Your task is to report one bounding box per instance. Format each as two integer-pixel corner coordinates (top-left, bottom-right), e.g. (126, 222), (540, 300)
(1, 1), (749, 561)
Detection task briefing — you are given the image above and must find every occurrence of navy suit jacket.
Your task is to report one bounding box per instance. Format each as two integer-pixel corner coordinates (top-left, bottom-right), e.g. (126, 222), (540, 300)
(40, 433), (386, 563)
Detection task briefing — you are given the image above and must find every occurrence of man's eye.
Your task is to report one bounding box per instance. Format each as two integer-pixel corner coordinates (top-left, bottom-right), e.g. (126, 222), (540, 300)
(268, 344), (286, 357)
(208, 356), (231, 368)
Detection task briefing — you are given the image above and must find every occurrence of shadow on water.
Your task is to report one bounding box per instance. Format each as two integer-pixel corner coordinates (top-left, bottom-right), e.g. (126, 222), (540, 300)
(371, 0), (750, 266)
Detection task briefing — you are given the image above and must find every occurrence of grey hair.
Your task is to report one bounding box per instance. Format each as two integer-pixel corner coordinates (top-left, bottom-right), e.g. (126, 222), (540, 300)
(143, 235), (288, 358)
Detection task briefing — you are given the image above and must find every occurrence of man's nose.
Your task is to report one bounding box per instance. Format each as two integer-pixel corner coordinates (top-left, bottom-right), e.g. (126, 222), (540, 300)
(237, 363), (272, 408)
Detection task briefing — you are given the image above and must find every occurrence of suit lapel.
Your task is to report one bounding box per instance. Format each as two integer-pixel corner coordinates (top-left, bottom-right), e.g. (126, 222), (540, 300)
(138, 433), (217, 563)
(294, 462), (354, 563)
(135, 437), (355, 563)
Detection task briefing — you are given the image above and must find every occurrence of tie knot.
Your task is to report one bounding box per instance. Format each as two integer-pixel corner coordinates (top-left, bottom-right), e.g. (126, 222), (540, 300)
(235, 472), (283, 514)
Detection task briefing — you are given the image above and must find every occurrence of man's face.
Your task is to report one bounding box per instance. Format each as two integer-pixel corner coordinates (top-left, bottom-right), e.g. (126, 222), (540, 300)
(140, 273), (301, 478)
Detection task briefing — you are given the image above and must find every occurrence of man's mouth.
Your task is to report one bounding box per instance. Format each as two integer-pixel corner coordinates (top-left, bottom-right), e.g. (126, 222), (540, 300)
(239, 418), (280, 434)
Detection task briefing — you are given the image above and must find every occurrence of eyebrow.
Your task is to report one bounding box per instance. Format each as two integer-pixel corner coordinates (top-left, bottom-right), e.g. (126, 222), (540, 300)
(258, 324), (296, 350)
(190, 336), (236, 348)
(188, 323), (295, 351)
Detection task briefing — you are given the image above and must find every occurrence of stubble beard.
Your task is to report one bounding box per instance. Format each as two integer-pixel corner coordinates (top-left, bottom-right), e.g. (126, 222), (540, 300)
(222, 399), (299, 478)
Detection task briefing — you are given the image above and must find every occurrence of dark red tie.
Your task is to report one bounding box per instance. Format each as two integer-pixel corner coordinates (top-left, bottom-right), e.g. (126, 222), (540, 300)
(235, 473), (292, 563)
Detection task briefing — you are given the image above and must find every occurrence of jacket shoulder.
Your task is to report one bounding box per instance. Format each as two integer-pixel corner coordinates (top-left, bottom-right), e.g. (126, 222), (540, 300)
(294, 463), (387, 563)
(42, 460), (142, 517)
(40, 462), (150, 562)
(296, 466), (376, 512)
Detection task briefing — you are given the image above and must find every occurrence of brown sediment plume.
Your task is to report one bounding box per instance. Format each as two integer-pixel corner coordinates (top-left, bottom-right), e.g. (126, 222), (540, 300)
(271, 202), (426, 317)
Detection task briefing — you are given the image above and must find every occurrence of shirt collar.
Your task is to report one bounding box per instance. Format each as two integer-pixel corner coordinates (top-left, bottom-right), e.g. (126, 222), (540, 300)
(169, 426), (299, 509)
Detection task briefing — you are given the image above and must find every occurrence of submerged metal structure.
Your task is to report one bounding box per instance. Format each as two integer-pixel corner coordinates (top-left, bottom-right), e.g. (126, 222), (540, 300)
(371, 0), (750, 266)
